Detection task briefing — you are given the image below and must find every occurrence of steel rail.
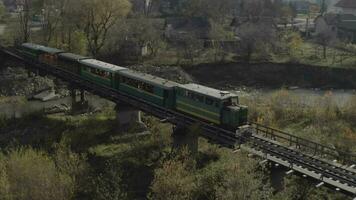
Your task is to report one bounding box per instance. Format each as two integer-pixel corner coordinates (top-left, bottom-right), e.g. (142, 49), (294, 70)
(251, 136), (356, 187)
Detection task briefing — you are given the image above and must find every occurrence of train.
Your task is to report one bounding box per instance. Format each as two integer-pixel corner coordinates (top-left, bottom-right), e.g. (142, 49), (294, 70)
(18, 43), (248, 130)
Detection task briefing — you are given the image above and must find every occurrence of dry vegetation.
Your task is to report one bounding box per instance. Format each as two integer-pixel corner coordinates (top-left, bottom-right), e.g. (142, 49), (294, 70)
(0, 89), (353, 199)
(242, 90), (356, 154)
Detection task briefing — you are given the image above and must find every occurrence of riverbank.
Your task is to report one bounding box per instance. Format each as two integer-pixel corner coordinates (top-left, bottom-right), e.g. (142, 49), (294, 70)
(184, 62), (356, 89)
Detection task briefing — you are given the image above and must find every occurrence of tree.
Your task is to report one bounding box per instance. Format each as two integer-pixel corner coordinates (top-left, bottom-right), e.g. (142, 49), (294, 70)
(215, 155), (271, 200)
(130, 0), (161, 16)
(236, 22), (277, 63)
(128, 16), (165, 58)
(315, 29), (335, 59)
(40, 0), (63, 45)
(16, 0), (33, 42)
(0, 147), (81, 200)
(79, 0), (132, 57)
(281, 31), (303, 56)
(208, 20), (234, 62)
(0, 1), (6, 21)
(180, 0), (234, 23)
(149, 149), (196, 200)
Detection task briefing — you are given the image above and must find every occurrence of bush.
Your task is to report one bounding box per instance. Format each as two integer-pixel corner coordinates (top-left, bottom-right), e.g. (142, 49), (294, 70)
(0, 145), (87, 200)
(90, 158), (128, 200)
(343, 95), (356, 126)
(148, 157), (196, 200)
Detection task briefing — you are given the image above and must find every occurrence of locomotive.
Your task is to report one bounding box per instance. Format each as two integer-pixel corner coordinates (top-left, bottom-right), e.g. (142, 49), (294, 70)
(18, 43), (248, 130)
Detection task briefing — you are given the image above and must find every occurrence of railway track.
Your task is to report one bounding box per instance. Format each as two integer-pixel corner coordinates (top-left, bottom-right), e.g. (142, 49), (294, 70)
(250, 135), (356, 193)
(0, 47), (355, 196)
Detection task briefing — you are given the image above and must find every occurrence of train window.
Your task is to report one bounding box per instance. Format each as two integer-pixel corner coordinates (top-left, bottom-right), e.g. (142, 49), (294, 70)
(215, 102), (219, 108)
(196, 94), (204, 103)
(206, 98), (214, 105)
(184, 91), (189, 97)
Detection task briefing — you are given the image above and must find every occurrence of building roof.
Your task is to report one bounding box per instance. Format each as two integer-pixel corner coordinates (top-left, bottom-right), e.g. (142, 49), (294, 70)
(59, 53), (88, 61)
(317, 13), (339, 25)
(79, 59), (127, 73)
(178, 83), (237, 100)
(335, 0), (356, 8)
(317, 13), (356, 31)
(338, 14), (356, 30)
(118, 70), (179, 89)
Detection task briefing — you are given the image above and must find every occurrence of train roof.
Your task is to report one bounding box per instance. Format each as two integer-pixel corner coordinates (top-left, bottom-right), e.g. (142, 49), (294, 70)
(79, 59), (127, 73)
(39, 46), (64, 54)
(178, 83), (238, 100)
(118, 70), (179, 89)
(59, 53), (89, 61)
(22, 43), (64, 54)
(22, 43), (42, 50)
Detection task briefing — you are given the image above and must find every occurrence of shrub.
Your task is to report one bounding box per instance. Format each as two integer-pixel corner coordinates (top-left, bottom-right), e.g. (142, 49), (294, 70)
(0, 145), (87, 200)
(148, 158), (196, 200)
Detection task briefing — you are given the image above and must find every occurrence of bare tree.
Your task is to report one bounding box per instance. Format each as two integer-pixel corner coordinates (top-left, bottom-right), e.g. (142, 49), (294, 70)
(209, 20), (234, 62)
(41, 0), (64, 45)
(316, 29), (335, 59)
(79, 0), (131, 57)
(16, 0), (32, 42)
(236, 22), (276, 63)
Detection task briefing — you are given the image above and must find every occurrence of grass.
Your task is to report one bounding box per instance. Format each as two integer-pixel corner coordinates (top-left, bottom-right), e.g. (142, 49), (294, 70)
(274, 42), (356, 68)
(241, 90), (356, 155)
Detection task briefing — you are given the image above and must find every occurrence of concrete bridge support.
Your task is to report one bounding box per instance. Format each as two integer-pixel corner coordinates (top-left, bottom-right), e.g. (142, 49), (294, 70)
(270, 164), (285, 192)
(70, 88), (89, 114)
(172, 125), (199, 157)
(115, 102), (147, 132)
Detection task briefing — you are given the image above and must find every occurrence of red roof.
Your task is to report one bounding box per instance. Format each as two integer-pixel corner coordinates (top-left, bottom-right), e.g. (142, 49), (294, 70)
(335, 0), (356, 8)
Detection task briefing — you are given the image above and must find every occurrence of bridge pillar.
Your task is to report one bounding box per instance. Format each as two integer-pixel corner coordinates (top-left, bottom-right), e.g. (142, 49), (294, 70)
(172, 125), (199, 157)
(115, 102), (146, 132)
(70, 88), (89, 114)
(270, 164), (285, 192)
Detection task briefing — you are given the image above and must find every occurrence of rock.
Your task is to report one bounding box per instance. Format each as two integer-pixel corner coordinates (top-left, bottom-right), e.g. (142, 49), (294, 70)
(32, 90), (59, 102)
(288, 86), (299, 90)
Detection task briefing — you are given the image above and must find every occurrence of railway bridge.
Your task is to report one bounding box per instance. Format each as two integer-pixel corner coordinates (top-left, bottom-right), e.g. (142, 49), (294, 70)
(0, 47), (355, 198)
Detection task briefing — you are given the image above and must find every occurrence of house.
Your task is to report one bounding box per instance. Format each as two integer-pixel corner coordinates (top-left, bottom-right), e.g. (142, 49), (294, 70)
(326, 0), (342, 13)
(315, 13), (356, 42)
(314, 14), (339, 38)
(334, 0), (356, 15)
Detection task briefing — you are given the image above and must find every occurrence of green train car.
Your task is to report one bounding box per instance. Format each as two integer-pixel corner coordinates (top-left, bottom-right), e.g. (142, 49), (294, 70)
(19, 43), (43, 60)
(18, 43), (249, 130)
(79, 59), (126, 88)
(116, 70), (178, 108)
(175, 84), (248, 129)
(20, 43), (63, 65)
(57, 53), (88, 74)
